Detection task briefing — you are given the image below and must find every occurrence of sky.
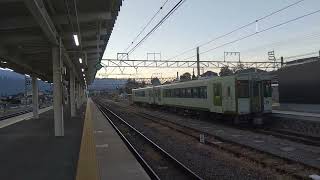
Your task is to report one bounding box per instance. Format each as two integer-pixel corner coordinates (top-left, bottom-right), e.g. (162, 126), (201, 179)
(99, 0), (320, 78)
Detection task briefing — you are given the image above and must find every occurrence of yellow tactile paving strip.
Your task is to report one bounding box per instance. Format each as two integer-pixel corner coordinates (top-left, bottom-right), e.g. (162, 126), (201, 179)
(76, 100), (100, 180)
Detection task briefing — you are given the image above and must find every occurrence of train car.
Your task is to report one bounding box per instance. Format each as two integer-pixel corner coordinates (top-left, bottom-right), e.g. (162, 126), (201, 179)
(132, 72), (272, 124)
(132, 86), (153, 104)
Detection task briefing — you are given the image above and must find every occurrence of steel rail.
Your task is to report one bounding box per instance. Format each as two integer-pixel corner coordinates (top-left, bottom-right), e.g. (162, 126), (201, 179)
(107, 103), (320, 177)
(95, 101), (203, 180)
(0, 105), (51, 121)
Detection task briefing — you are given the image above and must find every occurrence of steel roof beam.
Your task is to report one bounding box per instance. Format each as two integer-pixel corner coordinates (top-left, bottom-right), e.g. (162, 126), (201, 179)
(24, 0), (58, 45)
(24, 0), (83, 84)
(0, 45), (46, 79)
(82, 40), (105, 47)
(53, 12), (112, 24)
(85, 48), (103, 54)
(0, 34), (45, 44)
(63, 29), (108, 39)
(0, 12), (112, 30)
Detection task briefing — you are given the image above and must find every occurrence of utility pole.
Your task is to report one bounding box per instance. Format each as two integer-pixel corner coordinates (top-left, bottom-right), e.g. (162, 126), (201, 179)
(196, 47), (200, 77)
(24, 75), (30, 108)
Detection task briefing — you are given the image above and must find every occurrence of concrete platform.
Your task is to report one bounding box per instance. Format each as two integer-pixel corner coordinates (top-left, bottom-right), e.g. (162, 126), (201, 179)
(0, 106), (85, 180)
(273, 103), (320, 114)
(272, 109), (320, 123)
(0, 99), (150, 180)
(89, 99), (150, 180)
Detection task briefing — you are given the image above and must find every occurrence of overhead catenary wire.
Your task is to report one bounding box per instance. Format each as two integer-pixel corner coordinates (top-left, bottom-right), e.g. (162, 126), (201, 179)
(124, 0), (170, 53)
(182, 8), (320, 61)
(167, 0), (306, 60)
(127, 0), (186, 55)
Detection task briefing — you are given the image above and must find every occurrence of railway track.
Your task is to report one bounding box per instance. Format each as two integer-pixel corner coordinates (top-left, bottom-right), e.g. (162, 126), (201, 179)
(98, 100), (319, 179)
(0, 109), (32, 121)
(0, 105), (52, 121)
(138, 103), (320, 147)
(96, 102), (203, 180)
(252, 128), (320, 146)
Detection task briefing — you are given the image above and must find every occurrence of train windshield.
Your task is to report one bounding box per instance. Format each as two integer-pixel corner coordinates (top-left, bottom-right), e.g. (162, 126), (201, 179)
(263, 81), (272, 97)
(237, 80), (249, 98)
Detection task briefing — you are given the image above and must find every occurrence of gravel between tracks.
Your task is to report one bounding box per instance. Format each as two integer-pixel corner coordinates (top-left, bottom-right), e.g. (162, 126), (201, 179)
(107, 113), (191, 180)
(107, 99), (320, 171)
(98, 99), (293, 180)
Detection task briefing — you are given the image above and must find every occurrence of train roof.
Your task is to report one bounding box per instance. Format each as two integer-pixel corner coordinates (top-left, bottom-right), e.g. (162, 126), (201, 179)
(132, 72), (272, 91)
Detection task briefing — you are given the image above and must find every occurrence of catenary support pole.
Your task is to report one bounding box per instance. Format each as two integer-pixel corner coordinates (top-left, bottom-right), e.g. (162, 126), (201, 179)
(196, 47), (200, 77)
(32, 75), (39, 119)
(52, 46), (64, 137)
(70, 72), (76, 117)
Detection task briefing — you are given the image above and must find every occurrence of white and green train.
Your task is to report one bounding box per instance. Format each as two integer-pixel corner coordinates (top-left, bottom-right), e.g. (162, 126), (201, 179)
(132, 73), (272, 124)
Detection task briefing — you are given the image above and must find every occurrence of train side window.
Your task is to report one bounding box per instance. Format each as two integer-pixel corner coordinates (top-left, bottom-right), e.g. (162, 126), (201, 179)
(186, 88), (192, 98)
(182, 88), (186, 98)
(197, 87), (201, 98)
(179, 88), (183, 97)
(192, 88), (199, 98)
(174, 89), (179, 97)
(203, 87), (207, 98)
(199, 86), (207, 99)
(136, 91), (145, 97)
(227, 86), (231, 97)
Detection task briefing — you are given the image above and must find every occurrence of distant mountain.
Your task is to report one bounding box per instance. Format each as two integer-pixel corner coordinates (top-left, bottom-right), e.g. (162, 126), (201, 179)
(0, 69), (52, 96)
(88, 78), (126, 91)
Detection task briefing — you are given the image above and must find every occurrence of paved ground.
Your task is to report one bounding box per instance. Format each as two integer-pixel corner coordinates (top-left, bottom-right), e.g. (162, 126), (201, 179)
(0, 107), (85, 180)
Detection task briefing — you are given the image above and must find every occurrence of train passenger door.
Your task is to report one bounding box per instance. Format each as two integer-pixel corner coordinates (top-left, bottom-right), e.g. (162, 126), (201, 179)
(213, 83), (223, 113)
(250, 80), (262, 113)
(223, 82), (234, 112)
(152, 87), (161, 105)
(262, 80), (272, 112)
(148, 89), (152, 104)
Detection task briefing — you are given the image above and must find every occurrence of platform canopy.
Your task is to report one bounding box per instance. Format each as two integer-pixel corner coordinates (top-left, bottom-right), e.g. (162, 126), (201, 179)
(0, 0), (121, 85)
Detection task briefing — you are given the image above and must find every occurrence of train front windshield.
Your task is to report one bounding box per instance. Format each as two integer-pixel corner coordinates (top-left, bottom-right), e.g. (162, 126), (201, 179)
(237, 80), (249, 98)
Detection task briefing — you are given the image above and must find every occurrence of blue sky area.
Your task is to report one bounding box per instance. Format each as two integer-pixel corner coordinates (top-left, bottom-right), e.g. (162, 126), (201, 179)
(100, 0), (320, 78)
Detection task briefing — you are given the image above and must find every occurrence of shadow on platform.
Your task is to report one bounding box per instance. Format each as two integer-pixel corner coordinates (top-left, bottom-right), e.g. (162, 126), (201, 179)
(0, 107), (85, 180)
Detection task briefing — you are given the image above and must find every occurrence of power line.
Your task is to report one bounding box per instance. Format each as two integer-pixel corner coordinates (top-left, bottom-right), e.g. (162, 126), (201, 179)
(182, 8), (320, 60)
(127, 0), (186, 55)
(167, 0), (306, 60)
(241, 31), (320, 53)
(124, 0), (170, 52)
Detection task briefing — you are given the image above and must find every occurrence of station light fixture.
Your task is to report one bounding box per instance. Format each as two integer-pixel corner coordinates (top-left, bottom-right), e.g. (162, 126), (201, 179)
(83, 74), (85, 77)
(81, 68), (84, 72)
(73, 34), (79, 46)
(79, 58), (82, 64)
